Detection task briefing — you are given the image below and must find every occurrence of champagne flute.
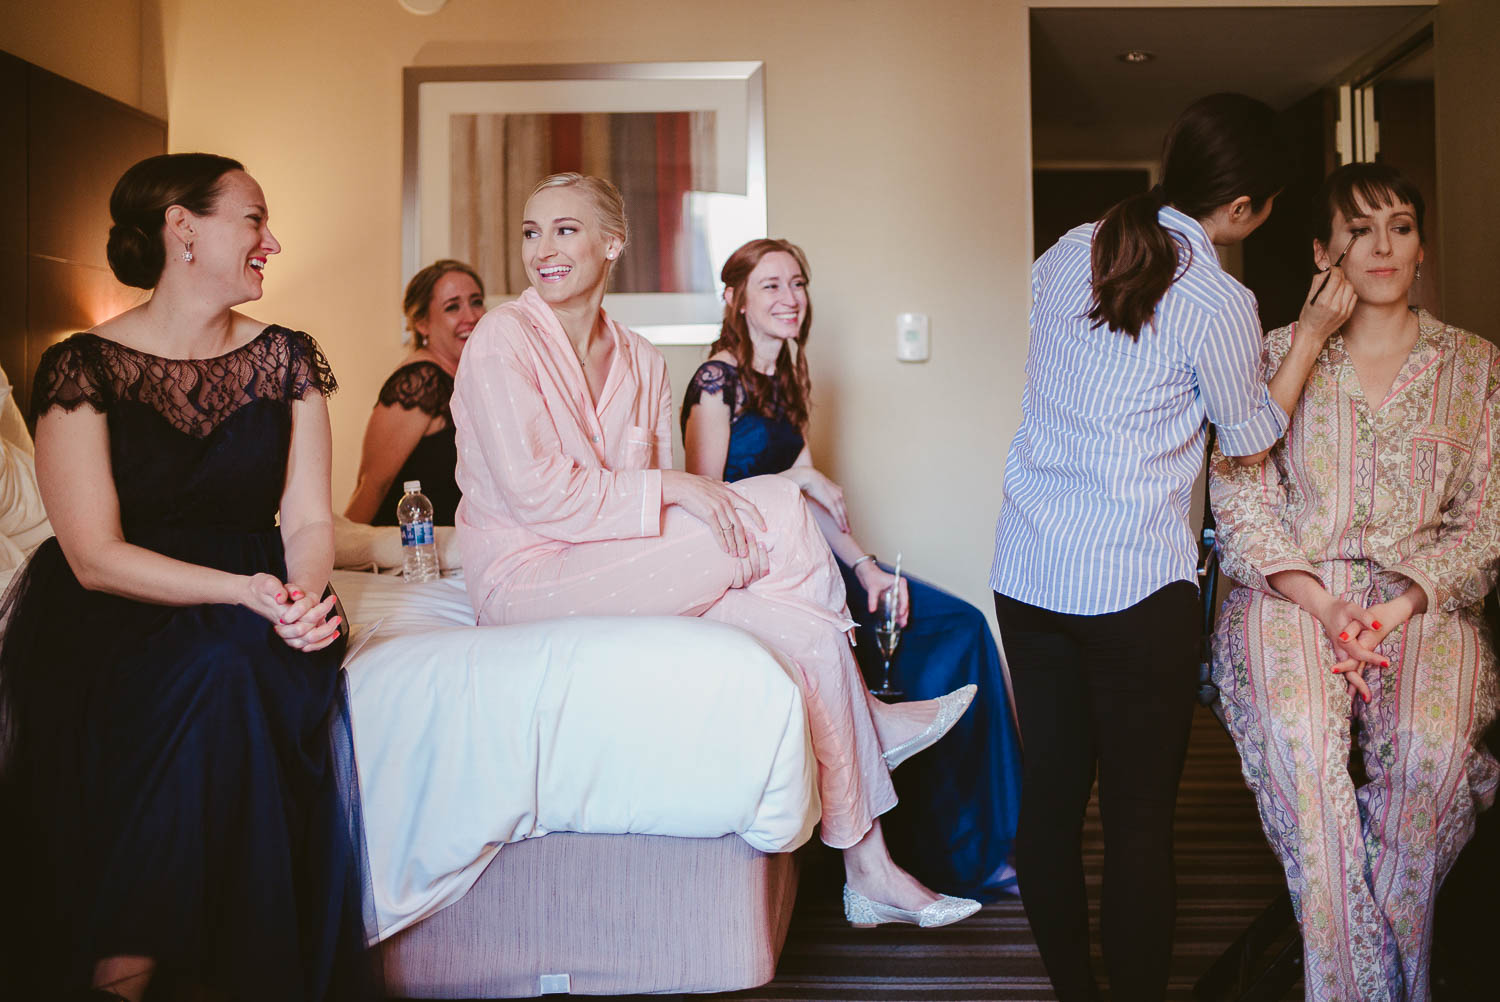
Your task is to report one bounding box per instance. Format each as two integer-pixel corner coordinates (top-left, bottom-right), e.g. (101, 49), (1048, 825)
(869, 560), (904, 698)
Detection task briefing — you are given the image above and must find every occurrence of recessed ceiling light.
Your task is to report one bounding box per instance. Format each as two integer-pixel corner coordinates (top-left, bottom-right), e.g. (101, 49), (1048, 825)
(1118, 50), (1155, 64)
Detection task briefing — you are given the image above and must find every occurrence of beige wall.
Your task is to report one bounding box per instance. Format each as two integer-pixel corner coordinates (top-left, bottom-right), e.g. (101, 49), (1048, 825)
(0, 0), (167, 118)
(1434, 0), (1500, 338)
(6, 0), (1456, 622)
(155, 0), (1034, 615)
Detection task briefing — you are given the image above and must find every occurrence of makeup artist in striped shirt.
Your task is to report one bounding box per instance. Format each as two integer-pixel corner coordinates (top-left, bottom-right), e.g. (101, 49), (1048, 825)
(989, 93), (1356, 1002)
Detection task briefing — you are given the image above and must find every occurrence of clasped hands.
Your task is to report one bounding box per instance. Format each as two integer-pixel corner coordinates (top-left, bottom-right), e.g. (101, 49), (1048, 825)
(244, 573), (343, 652)
(1312, 588), (1426, 703)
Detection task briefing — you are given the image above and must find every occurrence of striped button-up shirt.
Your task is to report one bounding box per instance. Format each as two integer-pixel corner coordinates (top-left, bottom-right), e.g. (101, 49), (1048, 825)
(990, 205), (1289, 615)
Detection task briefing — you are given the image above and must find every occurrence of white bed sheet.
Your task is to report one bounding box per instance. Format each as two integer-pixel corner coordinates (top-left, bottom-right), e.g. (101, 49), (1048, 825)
(332, 570), (820, 939)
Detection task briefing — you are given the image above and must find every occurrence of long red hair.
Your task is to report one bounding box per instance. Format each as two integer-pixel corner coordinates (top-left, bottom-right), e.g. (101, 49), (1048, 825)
(711, 238), (813, 428)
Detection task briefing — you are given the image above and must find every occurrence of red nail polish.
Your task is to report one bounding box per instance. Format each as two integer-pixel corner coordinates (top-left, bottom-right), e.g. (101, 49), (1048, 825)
(1382, 661), (1390, 668)
(1363, 693), (1371, 703)
(275, 593), (285, 602)
(1332, 667), (1343, 674)
(1339, 632), (1350, 641)
(1372, 620), (1382, 630)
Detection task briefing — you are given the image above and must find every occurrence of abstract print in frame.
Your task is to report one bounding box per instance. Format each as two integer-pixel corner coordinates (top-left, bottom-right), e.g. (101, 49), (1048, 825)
(404, 62), (767, 345)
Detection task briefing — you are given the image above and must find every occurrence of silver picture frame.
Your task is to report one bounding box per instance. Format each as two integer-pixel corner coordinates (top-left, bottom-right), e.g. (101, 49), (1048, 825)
(402, 61), (767, 346)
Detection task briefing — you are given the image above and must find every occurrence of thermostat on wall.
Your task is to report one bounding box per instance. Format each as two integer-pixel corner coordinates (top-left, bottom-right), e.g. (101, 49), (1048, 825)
(896, 313), (930, 362)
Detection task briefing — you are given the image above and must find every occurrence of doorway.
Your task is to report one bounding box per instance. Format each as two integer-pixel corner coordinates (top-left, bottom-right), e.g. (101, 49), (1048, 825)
(1029, 4), (1437, 330)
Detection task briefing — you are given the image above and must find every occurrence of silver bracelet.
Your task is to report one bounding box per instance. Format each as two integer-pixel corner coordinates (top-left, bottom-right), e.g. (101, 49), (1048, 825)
(849, 553), (877, 572)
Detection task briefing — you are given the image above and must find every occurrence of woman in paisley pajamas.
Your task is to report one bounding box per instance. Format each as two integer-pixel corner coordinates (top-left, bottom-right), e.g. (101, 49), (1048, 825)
(1210, 162), (1500, 1002)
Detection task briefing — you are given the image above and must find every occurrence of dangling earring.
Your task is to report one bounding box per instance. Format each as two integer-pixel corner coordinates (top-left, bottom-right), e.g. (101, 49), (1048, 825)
(183, 242), (194, 263)
(1415, 261), (1422, 279)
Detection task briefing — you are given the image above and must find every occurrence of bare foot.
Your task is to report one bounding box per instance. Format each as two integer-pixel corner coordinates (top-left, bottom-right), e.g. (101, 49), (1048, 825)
(867, 694), (939, 754)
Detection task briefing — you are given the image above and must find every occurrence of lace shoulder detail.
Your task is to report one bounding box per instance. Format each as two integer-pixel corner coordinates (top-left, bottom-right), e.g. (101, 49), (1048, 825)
(681, 360), (746, 431)
(689, 360), (738, 398)
(377, 361), (453, 419)
(681, 360), (746, 434)
(282, 328), (338, 400)
(30, 325), (337, 438)
(31, 335), (113, 419)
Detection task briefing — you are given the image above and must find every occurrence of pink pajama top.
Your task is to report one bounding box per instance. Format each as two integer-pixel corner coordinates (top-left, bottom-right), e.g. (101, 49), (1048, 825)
(451, 288), (674, 619)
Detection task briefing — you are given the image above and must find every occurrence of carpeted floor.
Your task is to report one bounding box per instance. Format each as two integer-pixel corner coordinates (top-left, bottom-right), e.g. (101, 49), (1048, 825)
(391, 687), (1500, 1001)
(414, 705), (1290, 1002)
(412, 706), (1297, 1002)
(695, 704), (1298, 1002)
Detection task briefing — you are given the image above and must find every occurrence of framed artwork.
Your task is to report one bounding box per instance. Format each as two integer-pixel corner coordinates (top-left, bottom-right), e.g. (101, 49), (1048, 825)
(403, 61), (767, 345)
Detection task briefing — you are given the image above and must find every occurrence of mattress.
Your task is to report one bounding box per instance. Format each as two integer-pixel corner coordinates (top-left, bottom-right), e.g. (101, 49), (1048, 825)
(332, 570), (820, 939)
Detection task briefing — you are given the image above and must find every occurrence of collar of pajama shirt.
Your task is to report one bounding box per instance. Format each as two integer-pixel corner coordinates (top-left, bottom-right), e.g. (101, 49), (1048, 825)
(450, 288), (672, 619)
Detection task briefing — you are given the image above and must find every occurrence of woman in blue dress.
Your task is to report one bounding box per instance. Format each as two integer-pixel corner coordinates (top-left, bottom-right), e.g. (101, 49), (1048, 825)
(0, 154), (374, 1000)
(682, 237), (1021, 899)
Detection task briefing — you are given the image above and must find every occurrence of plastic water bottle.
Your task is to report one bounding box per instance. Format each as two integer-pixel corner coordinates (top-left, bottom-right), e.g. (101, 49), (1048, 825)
(397, 480), (440, 583)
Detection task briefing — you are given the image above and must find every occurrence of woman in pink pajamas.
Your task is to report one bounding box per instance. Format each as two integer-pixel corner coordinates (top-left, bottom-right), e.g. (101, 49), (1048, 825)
(451, 172), (980, 928)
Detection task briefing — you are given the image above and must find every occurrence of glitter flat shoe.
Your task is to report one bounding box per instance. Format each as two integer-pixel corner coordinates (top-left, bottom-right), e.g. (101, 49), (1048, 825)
(843, 883), (982, 928)
(880, 684), (977, 770)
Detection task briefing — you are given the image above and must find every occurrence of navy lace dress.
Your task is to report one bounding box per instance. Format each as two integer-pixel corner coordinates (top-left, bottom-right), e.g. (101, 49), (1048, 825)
(683, 359), (1022, 899)
(0, 327), (376, 1000)
(369, 361), (460, 526)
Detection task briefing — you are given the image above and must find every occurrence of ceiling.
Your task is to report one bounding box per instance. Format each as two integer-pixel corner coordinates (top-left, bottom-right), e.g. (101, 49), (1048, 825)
(1031, 5), (1433, 161)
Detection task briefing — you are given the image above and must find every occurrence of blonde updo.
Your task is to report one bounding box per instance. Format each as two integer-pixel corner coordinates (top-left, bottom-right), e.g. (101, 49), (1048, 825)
(529, 172), (630, 255)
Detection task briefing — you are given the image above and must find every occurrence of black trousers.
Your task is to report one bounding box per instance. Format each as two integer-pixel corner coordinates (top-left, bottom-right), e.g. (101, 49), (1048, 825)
(994, 581), (1199, 1002)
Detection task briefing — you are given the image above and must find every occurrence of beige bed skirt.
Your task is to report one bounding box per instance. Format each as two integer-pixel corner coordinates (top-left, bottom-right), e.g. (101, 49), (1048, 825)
(380, 831), (800, 998)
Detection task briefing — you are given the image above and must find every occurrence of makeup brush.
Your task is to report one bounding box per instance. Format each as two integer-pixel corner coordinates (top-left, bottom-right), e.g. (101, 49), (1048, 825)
(1311, 231), (1361, 305)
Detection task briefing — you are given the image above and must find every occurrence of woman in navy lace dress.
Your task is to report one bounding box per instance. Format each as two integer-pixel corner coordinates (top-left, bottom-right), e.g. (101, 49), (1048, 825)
(344, 259), (485, 525)
(682, 238), (1022, 899)
(0, 154), (374, 1000)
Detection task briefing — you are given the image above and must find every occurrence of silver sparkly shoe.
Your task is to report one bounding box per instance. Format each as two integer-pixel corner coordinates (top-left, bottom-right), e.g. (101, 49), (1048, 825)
(880, 684), (977, 770)
(843, 883), (982, 929)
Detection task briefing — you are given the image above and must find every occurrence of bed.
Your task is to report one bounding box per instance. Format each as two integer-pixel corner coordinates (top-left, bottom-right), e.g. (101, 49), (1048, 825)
(0, 391), (816, 999)
(333, 569), (819, 997)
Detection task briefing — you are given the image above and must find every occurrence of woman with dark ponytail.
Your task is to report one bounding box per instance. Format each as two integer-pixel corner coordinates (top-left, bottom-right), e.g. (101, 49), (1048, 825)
(989, 93), (1357, 1001)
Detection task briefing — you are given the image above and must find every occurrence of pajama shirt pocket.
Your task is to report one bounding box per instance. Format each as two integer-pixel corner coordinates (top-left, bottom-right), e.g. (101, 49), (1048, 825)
(621, 424), (654, 468)
(1409, 433), (1471, 503)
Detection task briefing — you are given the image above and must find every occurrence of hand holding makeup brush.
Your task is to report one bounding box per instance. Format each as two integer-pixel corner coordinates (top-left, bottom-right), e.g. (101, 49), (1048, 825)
(1296, 260), (1357, 348)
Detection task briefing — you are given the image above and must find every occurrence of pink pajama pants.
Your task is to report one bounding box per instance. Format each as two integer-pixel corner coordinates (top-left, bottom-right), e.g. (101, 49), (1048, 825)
(480, 474), (898, 849)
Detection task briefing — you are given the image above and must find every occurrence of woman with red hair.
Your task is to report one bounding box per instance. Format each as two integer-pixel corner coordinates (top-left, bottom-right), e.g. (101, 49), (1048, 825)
(681, 237), (1022, 900)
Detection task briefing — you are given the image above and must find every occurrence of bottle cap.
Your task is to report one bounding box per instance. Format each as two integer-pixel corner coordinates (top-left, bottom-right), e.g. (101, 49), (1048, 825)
(403, 480), (422, 493)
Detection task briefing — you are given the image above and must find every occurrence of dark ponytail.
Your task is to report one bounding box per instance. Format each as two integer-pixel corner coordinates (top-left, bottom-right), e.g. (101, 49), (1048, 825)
(1089, 93), (1290, 339)
(106, 152), (244, 289)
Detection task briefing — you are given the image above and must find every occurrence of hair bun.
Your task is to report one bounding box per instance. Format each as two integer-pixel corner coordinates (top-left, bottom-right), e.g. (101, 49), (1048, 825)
(106, 220), (165, 289)
(103, 152), (244, 291)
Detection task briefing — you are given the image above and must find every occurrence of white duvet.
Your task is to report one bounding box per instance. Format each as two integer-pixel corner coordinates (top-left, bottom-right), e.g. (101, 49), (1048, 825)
(332, 570), (820, 939)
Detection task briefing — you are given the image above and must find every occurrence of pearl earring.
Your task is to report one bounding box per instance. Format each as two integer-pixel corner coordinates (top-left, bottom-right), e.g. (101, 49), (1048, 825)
(606, 252), (616, 260)
(183, 243), (194, 263)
